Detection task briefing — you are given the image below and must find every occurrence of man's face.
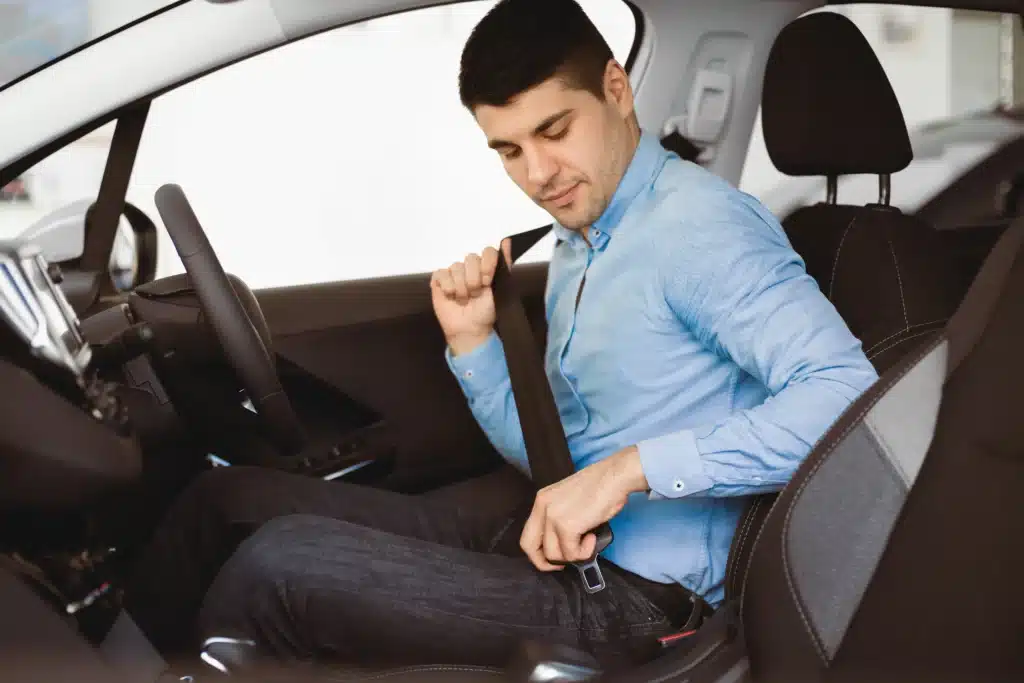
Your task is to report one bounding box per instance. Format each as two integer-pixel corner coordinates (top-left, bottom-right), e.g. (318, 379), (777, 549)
(473, 61), (638, 231)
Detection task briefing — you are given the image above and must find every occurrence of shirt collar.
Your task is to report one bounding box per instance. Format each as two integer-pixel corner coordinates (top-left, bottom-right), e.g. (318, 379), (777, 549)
(552, 129), (665, 247)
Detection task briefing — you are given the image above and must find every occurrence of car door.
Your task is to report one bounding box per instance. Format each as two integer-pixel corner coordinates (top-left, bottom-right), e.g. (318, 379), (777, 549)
(6, 0), (806, 491)
(111, 1), (638, 489)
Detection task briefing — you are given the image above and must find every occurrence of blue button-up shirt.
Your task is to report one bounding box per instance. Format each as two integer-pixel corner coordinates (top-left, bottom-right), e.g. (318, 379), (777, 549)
(447, 131), (878, 605)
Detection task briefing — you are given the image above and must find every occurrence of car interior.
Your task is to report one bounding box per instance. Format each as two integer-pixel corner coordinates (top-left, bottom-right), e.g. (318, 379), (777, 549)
(0, 0), (1021, 682)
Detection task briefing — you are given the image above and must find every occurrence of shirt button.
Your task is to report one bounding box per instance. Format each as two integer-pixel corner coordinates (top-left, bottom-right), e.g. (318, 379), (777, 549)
(673, 479), (685, 492)
(464, 370), (474, 379)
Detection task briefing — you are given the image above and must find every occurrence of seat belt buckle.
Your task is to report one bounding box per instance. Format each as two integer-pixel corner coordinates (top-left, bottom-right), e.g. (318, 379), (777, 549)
(572, 557), (606, 594)
(569, 523), (613, 594)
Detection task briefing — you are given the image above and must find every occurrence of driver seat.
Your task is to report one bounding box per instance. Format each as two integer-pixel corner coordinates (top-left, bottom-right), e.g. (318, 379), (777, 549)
(193, 203), (1024, 683)
(196, 13), (1024, 683)
(722, 10), (970, 602)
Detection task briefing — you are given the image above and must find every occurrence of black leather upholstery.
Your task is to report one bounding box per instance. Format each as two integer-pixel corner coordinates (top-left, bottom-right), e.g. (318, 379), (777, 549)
(761, 12), (911, 177)
(725, 11), (971, 602)
(784, 205), (964, 373)
(742, 220), (1024, 682)
(761, 12), (968, 378)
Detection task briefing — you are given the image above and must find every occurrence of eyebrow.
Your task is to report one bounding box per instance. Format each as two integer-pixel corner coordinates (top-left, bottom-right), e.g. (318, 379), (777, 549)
(487, 109), (574, 150)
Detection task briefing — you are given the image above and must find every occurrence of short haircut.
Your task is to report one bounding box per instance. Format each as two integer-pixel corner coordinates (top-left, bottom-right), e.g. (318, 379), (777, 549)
(458, 0), (614, 110)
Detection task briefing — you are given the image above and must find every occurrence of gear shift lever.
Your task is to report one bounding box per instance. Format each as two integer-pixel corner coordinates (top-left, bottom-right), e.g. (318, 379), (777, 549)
(200, 636), (259, 676)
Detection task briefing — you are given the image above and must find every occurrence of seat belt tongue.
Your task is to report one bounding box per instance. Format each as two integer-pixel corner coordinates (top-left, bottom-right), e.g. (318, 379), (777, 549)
(571, 522), (613, 593)
(491, 226), (613, 594)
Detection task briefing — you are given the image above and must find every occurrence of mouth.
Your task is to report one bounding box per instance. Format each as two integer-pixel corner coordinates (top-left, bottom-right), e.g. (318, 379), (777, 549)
(540, 182), (581, 208)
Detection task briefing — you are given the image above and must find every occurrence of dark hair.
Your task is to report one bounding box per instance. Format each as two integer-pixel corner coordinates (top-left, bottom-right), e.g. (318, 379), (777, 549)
(458, 0), (614, 110)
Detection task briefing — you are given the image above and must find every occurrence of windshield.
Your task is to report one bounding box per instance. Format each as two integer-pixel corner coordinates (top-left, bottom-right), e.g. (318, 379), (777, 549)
(0, 0), (176, 88)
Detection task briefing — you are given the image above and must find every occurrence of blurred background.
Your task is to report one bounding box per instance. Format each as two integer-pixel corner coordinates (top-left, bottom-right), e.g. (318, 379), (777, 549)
(0, 1), (1021, 289)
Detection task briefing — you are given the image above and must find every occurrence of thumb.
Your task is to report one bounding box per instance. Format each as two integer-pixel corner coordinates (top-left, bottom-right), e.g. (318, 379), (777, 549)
(500, 238), (513, 268)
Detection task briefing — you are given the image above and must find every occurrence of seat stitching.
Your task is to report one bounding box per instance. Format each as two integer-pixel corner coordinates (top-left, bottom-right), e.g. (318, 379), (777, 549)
(888, 237), (909, 328)
(726, 500), (756, 588)
(828, 217), (857, 300)
(729, 497), (761, 593)
(864, 318), (948, 354)
(737, 335), (942, 664)
(868, 329), (941, 360)
(725, 501), (754, 594)
(735, 498), (763, 592)
(727, 497), (762, 594)
(777, 336), (942, 664)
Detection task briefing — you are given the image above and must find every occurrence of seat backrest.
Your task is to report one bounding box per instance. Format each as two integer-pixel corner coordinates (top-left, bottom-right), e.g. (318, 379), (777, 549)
(723, 13), (971, 601)
(763, 11), (968, 376)
(741, 214), (1024, 682)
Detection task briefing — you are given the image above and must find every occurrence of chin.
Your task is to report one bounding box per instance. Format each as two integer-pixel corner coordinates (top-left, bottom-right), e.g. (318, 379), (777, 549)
(555, 208), (601, 232)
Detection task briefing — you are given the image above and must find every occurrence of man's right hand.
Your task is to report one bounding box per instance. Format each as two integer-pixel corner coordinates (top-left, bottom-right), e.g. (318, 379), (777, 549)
(430, 241), (510, 357)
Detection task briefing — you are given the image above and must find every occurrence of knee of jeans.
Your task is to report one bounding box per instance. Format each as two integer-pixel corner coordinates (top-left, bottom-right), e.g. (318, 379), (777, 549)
(227, 514), (314, 584)
(198, 515), (314, 631)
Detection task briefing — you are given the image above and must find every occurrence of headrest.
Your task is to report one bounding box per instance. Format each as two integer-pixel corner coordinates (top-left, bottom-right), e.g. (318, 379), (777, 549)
(762, 12), (912, 177)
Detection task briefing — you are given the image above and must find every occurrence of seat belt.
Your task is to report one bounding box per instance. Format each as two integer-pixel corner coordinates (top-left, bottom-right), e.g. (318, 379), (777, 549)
(489, 225), (613, 594)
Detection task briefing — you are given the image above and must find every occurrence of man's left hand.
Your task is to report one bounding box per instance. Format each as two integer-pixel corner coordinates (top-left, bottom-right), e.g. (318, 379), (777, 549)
(520, 446), (649, 571)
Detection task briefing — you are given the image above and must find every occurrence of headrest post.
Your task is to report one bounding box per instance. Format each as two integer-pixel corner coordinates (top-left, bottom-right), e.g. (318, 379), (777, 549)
(878, 174), (891, 206)
(826, 176), (838, 205)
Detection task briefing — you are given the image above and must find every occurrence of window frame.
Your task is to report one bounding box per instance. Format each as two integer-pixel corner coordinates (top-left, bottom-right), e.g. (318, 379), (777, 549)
(1, 0), (643, 295)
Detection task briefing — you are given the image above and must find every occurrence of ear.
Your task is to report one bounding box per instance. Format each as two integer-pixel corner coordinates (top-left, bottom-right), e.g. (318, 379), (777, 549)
(603, 59), (634, 118)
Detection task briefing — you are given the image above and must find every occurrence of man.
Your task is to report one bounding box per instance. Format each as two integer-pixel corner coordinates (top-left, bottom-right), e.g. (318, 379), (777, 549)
(126, 0), (878, 671)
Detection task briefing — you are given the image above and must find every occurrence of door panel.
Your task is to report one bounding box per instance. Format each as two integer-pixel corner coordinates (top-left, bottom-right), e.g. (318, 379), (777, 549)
(256, 262), (549, 490)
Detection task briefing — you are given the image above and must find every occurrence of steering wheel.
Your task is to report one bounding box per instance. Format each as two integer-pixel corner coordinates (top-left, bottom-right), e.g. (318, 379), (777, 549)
(153, 183), (306, 456)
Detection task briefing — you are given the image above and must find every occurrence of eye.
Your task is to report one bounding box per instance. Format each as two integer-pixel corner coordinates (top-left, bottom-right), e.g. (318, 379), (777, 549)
(501, 147), (522, 160)
(546, 122), (570, 140)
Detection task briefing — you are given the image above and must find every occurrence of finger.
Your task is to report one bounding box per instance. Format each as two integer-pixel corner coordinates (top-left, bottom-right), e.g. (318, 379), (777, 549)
(464, 253), (483, 293)
(449, 262), (469, 303)
(578, 532), (597, 561)
(553, 517), (584, 563)
(480, 247), (499, 286)
(543, 517), (567, 565)
(521, 500), (561, 572)
(500, 238), (513, 267)
(432, 269), (456, 298)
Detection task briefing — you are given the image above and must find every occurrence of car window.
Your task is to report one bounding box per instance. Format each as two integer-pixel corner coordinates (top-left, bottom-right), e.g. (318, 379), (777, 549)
(0, 0), (177, 89)
(740, 4), (1007, 220)
(0, 120), (115, 241)
(124, 0), (636, 290)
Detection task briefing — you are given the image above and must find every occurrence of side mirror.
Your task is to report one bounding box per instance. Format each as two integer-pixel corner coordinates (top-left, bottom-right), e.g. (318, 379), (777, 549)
(18, 199), (158, 292)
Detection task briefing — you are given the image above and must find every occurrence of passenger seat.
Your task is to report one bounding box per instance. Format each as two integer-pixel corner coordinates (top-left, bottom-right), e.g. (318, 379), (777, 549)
(725, 11), (970, 601)
(761, 11), (968, 373)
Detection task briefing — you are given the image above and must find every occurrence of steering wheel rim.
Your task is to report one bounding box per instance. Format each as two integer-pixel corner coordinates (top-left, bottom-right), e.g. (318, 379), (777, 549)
(154, 183), (306, 456)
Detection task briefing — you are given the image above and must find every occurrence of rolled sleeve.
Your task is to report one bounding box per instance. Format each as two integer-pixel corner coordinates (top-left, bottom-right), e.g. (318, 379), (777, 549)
(637, 429), (715, 500)
(445, 331), (510, 398)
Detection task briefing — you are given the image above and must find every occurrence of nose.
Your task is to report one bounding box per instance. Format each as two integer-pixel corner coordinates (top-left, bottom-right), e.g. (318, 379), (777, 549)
(524, 144), (558, 189)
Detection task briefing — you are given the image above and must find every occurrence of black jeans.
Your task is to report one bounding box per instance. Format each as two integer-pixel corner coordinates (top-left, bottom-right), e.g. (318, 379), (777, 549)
(125, 465), (690, 671)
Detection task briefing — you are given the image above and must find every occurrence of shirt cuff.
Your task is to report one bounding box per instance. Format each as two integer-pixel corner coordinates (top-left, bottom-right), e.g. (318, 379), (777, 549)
(444, 331), (509, 398)
(637, 429), (715, 499)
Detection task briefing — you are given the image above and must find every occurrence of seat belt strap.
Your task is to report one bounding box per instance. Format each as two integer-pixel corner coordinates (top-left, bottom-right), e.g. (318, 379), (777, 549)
(490, 225), (613, 594)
